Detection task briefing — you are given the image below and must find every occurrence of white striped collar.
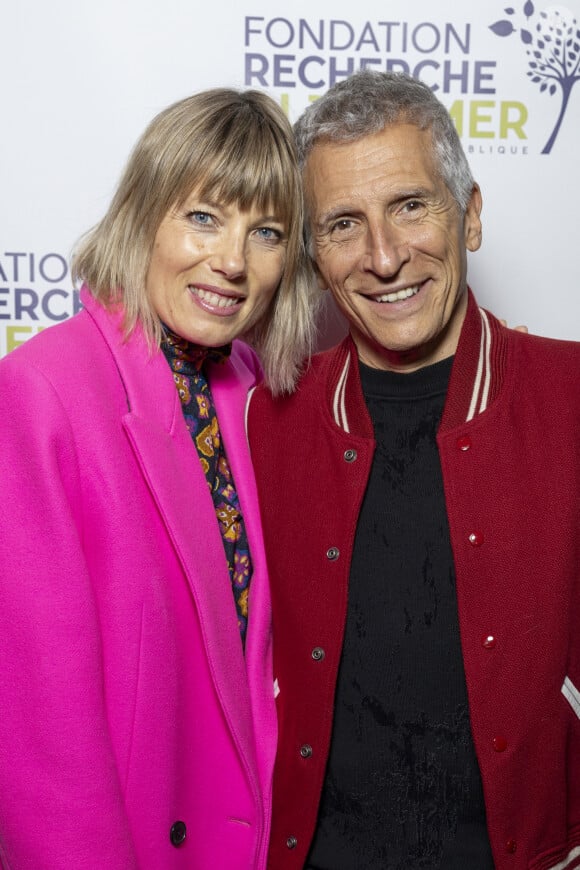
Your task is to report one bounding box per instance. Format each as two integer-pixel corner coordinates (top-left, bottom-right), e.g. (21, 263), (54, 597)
(332, 355), (351, 432)
(466, 308), (492, 421)
(546, 844), (580, 870)
(331, 307), (493, 433)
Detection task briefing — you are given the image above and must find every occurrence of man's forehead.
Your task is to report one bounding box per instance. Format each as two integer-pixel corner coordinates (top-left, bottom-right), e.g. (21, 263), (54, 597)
(305, 124), (433, 172)
(303, 125), (438, 211)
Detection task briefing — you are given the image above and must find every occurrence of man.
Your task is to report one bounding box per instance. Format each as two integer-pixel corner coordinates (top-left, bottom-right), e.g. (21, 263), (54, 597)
(247, 71), (580, 870)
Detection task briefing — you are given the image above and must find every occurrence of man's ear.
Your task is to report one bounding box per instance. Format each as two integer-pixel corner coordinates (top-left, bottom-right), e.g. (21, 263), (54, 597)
(464, 183), (483, 253)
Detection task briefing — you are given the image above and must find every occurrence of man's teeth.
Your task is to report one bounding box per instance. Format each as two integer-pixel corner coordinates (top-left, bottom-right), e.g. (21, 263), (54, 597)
(191, 286), (239, 308)
(374, 286), (420, 303)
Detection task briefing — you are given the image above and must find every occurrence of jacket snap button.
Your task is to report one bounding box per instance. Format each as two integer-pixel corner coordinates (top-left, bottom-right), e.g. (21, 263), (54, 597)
(286, 836), (298, 849)
(312, 647), (325, 661)
(457, 435), (472, 451)
(326, 547), (339, 560)
(344, 449), (358, 462)
(482, 634), (496, 649)
(300, 744), (313, 758)
(506, 839), (517, 853)
(493, 736), (508, 752)
(468, 531), (484, 546)
(170, 820), (187, 846)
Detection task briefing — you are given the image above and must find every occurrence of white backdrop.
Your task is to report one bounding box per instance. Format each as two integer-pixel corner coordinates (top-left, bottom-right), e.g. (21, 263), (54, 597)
(1, 0), (579, 356)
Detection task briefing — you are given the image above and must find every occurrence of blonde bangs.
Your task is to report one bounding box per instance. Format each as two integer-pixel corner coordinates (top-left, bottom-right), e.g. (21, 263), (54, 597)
(174, 110), (300, 233)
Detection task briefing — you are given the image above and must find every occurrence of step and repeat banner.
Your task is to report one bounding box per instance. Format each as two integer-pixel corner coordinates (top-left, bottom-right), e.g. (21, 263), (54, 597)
(1, 0), (578, 355)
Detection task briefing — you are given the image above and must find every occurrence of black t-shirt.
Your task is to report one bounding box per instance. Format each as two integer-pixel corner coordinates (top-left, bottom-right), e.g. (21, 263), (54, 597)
(306, 357), (494, 870)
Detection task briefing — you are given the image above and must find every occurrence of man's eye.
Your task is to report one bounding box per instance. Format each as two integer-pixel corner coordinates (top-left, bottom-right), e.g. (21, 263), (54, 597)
(332, 219), (354, 232)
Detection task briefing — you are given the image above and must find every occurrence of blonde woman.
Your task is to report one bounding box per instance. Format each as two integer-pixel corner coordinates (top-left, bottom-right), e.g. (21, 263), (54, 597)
(0, 88), (317, 869)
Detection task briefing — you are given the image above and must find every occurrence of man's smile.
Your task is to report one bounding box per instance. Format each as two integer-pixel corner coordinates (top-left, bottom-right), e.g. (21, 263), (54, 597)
(371, 285), (421, 304)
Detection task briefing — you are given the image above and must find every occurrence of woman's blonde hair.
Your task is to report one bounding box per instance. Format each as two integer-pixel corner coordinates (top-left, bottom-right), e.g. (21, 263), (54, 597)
(72, 88), (320, 394)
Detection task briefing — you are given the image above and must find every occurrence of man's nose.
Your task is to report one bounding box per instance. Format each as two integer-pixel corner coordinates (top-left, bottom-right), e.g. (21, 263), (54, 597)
(362, 222), (410, 277)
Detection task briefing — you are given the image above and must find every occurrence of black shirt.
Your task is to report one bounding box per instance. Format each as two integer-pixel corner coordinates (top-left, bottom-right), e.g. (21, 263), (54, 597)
(306, 357), (493, 870)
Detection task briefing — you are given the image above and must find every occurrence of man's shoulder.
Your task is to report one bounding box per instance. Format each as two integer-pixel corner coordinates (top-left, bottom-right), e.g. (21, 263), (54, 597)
(516, 328), (580, 355)
(509, 328), (580, 375)
(497, 327), (580, 415)
(252, 339), (349, 412)
(247, 340), (352, 478)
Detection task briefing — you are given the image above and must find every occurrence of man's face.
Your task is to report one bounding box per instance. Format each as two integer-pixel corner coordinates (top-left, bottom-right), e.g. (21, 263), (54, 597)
(304, 123), (482, 371)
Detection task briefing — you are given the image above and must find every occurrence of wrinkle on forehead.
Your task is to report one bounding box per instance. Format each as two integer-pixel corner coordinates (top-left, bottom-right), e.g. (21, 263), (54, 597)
(304, 125), (455, 233)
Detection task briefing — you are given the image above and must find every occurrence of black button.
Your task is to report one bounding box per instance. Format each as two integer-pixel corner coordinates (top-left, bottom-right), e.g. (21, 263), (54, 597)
(326, 547), (339, 561)
(170, 820), (187, 847)
(311, 647), (325, 661)
(300, 744), (313, 758)
(286, 836), (298, 849)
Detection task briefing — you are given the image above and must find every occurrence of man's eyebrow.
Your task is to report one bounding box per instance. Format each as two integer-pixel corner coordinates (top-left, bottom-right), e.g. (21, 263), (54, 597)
(401, 186), (433, 199)
(386, 185), (432, 203)
(314, 206), (359, 231)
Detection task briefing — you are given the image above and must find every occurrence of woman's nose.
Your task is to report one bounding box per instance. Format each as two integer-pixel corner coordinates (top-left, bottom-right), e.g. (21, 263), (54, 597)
(208, 231), (247, 280)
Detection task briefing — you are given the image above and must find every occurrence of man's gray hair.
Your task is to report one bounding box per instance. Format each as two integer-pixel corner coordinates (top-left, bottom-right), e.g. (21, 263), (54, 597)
(294, 70), (474, 214)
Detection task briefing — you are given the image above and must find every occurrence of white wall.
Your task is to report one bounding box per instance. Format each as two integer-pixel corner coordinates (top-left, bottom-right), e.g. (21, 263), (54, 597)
(1, 0), (578, 355)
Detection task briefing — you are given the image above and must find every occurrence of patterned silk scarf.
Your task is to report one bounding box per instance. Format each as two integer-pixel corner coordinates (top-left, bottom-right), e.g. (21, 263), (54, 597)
(161, 327), (252, 649)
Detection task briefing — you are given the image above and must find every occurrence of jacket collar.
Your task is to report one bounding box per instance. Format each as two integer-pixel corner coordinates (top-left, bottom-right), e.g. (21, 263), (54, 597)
(79, 286), (180, 426)
(328, 289), (508, 436)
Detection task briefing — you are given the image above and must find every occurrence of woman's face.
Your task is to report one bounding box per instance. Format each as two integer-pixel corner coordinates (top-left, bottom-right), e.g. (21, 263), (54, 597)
(147, 189), (288, 347)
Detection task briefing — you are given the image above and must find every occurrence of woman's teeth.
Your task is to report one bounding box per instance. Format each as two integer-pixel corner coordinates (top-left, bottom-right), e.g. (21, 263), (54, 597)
(191, 286), (239, 308)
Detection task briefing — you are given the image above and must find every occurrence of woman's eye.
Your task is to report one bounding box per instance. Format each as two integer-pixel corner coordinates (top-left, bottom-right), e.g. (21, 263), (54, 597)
(189, 211), (212, 226)
(256, 226), (282, 241)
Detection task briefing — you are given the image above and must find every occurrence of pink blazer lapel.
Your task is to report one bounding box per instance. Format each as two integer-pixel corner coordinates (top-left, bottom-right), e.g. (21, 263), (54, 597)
(208, 353), (276, 757)
(83, 293), (259, 774)
(121, 411), (251, 681)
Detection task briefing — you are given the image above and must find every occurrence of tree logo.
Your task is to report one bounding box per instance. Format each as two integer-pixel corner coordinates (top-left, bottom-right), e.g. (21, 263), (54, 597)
(490, 3), (579, 152)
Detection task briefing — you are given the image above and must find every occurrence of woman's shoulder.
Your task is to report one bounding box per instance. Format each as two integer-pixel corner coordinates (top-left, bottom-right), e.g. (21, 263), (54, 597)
(230, 339), (263, 381)
(0, 308), (125, 413)
(0, 310), (94, 373)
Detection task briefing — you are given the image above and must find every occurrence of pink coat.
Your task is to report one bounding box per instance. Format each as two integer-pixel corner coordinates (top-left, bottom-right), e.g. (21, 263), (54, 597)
(0, 288), (276, 869)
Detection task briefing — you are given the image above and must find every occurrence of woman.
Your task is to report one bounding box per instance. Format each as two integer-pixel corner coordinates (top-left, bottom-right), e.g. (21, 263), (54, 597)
(0, 88), (317, 869)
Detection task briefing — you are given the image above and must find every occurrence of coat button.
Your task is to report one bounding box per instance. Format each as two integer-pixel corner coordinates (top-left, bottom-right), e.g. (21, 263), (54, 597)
(312, 647), (325, 661)
(344, 449), (358, 462)
(456, 435), (472, 451)
(482, 634), (496, 649)
(326, 547), (340, 560)
(300, 744), (313, 758)
(492, 736), (508, 752)
(286, 836), (298, 849)
(170, 821), (187, 847)
(468, 531), (484, 546)
(506, 839), (517, 853)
